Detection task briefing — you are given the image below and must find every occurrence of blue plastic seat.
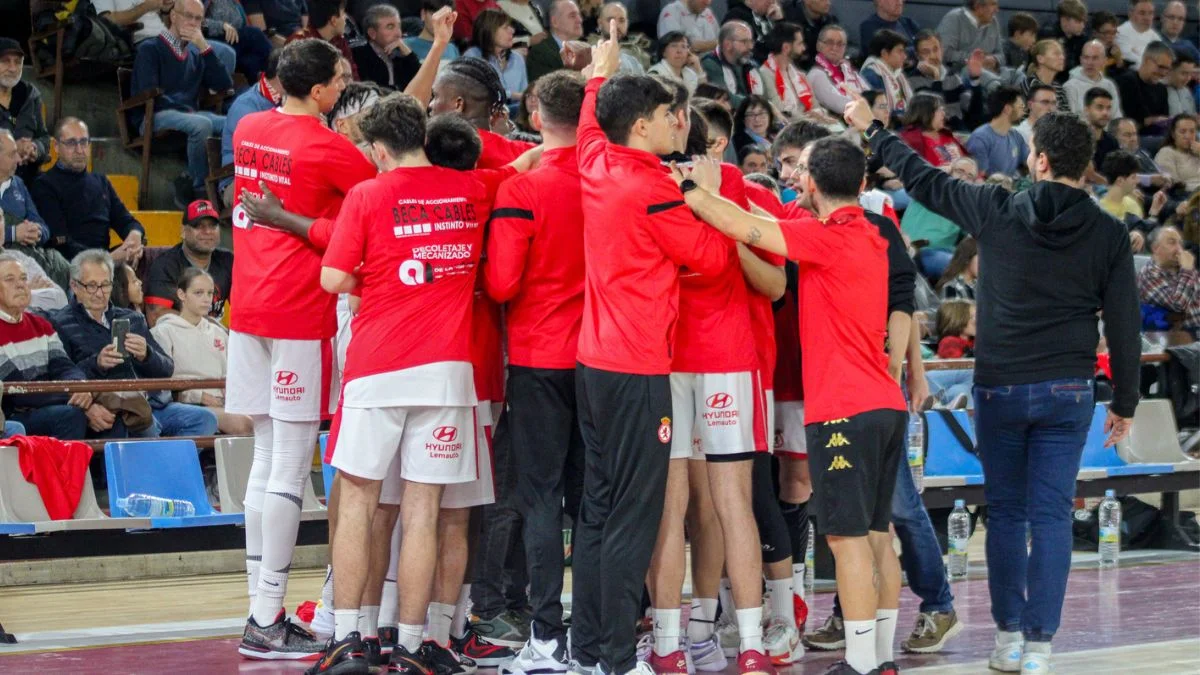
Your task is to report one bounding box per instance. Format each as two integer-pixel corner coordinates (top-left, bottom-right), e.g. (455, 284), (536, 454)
(1080, 404), (1176, 478)
(0, 523), (35, 535)
(320, 433), (336, 500)
(923, 410), (985, 485)
(105, 440), (244, 528)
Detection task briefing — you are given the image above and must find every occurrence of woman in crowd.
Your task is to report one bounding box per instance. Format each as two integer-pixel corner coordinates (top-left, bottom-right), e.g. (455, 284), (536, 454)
(731, 95), (781, 153)
(1155, 114), (1200, 193)
(648, 32), (704, 95)
(899, 93), (970, 168)
(936, 237), (979, 301)
(498, 0), (547, 48)
(807, 24), (868, 116)
(464, 9), (528, 107)
(860, 29), (914, 122)
(151, 269), (252, 436)
(863, 89), (910, 210)
(110, 262), (144, 315)
(1025, 39), (1070, 112)
(737, 144), (770, 175)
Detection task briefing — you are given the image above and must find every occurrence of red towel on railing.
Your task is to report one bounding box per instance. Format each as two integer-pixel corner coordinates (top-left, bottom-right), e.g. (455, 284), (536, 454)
(2, 435), (94, 520)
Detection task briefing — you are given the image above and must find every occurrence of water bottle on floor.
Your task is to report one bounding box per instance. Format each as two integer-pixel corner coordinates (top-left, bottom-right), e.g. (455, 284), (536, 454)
(1099, 490), (1122, 568)
(116, 494), (195, 518)
(804, 522), (815, 592)
(947, 499), (970, 580)
(907, 414), (925, 493)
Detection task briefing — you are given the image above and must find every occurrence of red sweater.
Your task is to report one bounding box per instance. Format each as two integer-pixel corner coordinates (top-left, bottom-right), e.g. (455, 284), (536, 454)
(937, 335), (975, 358)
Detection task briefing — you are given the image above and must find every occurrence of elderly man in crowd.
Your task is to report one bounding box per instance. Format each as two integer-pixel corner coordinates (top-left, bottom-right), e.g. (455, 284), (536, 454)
(0, 39), (51, 185)
(50, 249), (218, 438)
(1064, 40), (1124, 118)
(1139, 225), (1200, 332)
(1117, 0), (1164, 66)
(527, 0), (586, 81)
(937, 0), (1004, 72)
(31, 118), (146, 265)
(0, 253), (89, 439)
(702, 20), (762, 107)
(352, 4), (421, 90)
(0, 130), (71, 291)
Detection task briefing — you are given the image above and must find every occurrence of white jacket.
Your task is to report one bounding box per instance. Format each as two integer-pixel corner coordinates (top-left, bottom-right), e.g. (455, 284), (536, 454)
(150, 313), (228, 404)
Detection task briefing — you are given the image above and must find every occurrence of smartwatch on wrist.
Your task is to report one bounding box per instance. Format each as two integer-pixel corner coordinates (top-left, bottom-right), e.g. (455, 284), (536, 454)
(680, 178), (699, 194)
(863, 119), (886, 143)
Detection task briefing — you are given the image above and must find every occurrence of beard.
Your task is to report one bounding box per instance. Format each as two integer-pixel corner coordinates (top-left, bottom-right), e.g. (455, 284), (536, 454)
(0, 73), (20, 89)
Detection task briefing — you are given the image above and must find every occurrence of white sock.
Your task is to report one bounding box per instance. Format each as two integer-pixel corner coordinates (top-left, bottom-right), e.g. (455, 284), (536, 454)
(653, 608), (682, 656)
(244, 415), (272, 607)
(251, 419), (320, 625)
(451, 584), (472, 640)
(427, 602), (455, 645)
(765, 578), (795, 627)
(875, 609), (899, 665)
(398, 623), (424, 653)
(735, 607), (763, 653)
(359, 605), (381, 638)
(321, 565), (335, 609)
(844, 620), (876, 674)
(380, 580), (398, 628)
(791, 563), (806, 601)
(687, 597), (718, 642)
(334, 609), (359, 641)
(718, 578), (734, 619)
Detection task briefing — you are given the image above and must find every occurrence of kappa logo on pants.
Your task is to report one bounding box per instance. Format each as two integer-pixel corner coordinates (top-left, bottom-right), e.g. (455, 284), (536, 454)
(827, 455), (853, 471)
(825, 432), (850, 448)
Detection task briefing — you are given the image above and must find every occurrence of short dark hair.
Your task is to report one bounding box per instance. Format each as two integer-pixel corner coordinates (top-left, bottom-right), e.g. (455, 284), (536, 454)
(738, 143), (770, 164)
(1163, 113), (1198, 150)
(1031, 112), (1095, 180)
(806, 137), (866, 201)
(986, 85), (1024, 120)
(764, 22), (802, 55)
(277, 39), (341, 99)
(867, 29), (908, 58)
(534, 70), (585, 127)
(176, 266), (213, 294)
(771, 119), (831, 157)
(686, 106), (710, 156)
(439, 57), (507, 124)
(654, 74), (689, 113)
(1143, 40), (1176, 64)
(425, 113), (482, 169)
(696, 99), (733, 140)
(1026, 82), (1056, 103)
(902, 92), (943, 130)
(472, 9), (514, 56)
(743, 172), (778, 192)
(913, 28), (940, 52)
(1174, 52), (1198, 68)
(53, 115), (86, 138)
(1099, 149), (1140, 183)
(308, 0), (347, 29)
(1007, 12), (1038, 36)
(1084, 87), (1113, 107)
(656, 31), (690, 61)
(695, 83), (730, 103)
(358, 92), (427, 157)
(1091, 11), (1118, 31)
(421, 0), (454, 13)
(1057, 0), (1087, 21)
(264, 49), (282, 80)
(733, 94), (778, 141)
(328, 81), (386, 123)
(596, 74), (673, 146)
(109, 262), (138, 310)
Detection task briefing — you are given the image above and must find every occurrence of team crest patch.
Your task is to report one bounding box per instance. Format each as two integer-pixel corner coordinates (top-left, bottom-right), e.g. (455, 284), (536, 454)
(658, 417), (672, 444)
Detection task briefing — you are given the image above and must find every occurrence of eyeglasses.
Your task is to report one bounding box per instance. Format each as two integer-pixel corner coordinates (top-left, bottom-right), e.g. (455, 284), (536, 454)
(73, 280), (113, 294)
(58, 137), (90, 149)
(820, 39), (846, 47)
(745, 110), (769, 119)
(173, 9), (205, 21)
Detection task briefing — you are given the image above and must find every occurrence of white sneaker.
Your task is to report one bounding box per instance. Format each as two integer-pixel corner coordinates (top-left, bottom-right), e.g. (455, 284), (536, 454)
(504, 635), (569, 675)
(763, 617), (802, 665)
(989, 634), (1024, 672)
(309, 601), (334, 639)
(687, 636), (727, 672)
(624, 662), (655, 675)
(636, 633), (654, 663)
(567, 661), (604, 675)
(1021, 650), (1054, 673)
(715, 615), (739, 658)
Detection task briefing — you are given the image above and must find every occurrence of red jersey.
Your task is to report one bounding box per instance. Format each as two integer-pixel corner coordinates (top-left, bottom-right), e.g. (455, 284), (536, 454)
(479, 129), (535, 170)
(231, 110), (376, 340)
(576, 78), (731, 375)
(779, 206), (906, 423)
(742, 179), (787, 389)
(672, 162), (756, 373)
(773, 200), (810, 402)
(323, 165), (504, 402)
(484, 147), (584, 370)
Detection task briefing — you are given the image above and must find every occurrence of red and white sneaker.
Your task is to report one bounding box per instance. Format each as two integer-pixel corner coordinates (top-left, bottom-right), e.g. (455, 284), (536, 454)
(649, 650), (690, 675)
(737, 649), (775, 675)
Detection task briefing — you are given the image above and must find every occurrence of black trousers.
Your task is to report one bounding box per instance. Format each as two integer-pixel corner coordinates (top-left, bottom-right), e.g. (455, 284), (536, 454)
(471, 400), (528, 617)
(507, 365), (586, 641)
(570, 364), (672, 674)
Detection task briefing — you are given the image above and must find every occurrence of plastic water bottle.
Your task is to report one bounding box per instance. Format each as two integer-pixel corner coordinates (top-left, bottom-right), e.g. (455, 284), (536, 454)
(947, 499), (971, 580)
(804, 522), (815, 592)
(907, 414), (925, 493)
(116, 494), (195, 518)
(1098, 490), (1122, 568)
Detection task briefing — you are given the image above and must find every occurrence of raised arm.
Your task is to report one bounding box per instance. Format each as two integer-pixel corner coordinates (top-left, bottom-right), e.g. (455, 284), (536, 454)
(403, 7), (457, 106)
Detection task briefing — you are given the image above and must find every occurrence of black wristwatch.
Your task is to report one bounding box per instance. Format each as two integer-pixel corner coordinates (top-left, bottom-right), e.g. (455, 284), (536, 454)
(863, 119), (887, 143)
(679, 178), (699, 194)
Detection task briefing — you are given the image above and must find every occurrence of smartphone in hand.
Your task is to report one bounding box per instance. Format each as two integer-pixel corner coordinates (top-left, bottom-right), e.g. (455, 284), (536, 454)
(112, 317), (131, 357)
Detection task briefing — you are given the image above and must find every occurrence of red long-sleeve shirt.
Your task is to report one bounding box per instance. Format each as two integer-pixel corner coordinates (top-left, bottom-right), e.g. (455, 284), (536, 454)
(742, 180), (788, 389)
(484, 147), (585, 369)
(576, 78), (731, 375)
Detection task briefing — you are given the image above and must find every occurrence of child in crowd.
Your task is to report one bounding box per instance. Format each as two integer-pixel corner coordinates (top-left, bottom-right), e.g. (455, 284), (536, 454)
(927, 299), (976, 408)
(1004, 13), (1039, 74)
(936, 236), (978, 300)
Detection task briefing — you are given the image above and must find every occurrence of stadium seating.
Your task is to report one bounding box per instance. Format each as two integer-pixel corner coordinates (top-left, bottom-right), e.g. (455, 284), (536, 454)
(105, 439), (244, 528)
(319, 433), (336, 501)
(1119, 399), (1200, 469)
(1080, 404), (1178, 477)
(213, 436), (326, 518)
(922, 409), (985, 487)
(0, 444), (150, 532)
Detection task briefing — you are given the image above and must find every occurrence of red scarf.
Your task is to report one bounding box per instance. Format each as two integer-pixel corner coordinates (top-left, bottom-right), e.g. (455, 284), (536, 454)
(713, 47), (763, 95)
(765, 54), (813, 114)
(257, 74), (281, 105)
(814, 53), (865, 98)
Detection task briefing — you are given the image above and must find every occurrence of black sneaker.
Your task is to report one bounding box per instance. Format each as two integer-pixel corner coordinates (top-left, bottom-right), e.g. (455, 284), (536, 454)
(239, 610), (326, 660)
(380, 626), (399, 654)
(389, 644), (435, 675)
(452, 624), (517, 668)
(363, 637), (385, 667)
(823, 661), (880, 675)
(420, 640), (478, 675)
(305, 632), (370, 674)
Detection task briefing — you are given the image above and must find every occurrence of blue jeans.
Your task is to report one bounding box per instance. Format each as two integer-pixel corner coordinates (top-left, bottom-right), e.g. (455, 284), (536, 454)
(147, 110), (225, 190)
(975, 378), (1093, 642)
(927, 370), (974, 406)
(3, 420), (25, 437)
(832, 448), (954, 616)
(152, 402), (219, 437)
(10, 404), (88, 439)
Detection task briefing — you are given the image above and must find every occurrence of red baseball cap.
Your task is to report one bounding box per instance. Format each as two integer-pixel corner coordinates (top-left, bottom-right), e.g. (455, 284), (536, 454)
(185, 199), (220, 226)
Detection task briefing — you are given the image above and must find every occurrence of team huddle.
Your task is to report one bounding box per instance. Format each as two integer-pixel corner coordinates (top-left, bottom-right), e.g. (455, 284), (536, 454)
(227, 17), (948, 675)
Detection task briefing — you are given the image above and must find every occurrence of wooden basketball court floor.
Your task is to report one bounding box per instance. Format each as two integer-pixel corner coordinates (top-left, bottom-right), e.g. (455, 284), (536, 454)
(2, 549), (1198, 674)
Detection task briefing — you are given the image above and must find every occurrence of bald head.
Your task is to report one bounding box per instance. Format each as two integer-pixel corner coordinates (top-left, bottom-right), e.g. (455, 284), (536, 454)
(170, 0), (207, 41)
(599, 2), (629, 39)
(719, 21), (753, 63)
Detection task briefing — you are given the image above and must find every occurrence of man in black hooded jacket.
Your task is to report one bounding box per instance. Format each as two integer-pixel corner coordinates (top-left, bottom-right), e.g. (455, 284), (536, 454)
(844, 100), (1140, 675)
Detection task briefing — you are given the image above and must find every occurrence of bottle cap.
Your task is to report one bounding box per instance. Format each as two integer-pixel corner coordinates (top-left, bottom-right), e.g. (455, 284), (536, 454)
(954, 499), (965, 508)
(1105, 489), (1116, 498)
